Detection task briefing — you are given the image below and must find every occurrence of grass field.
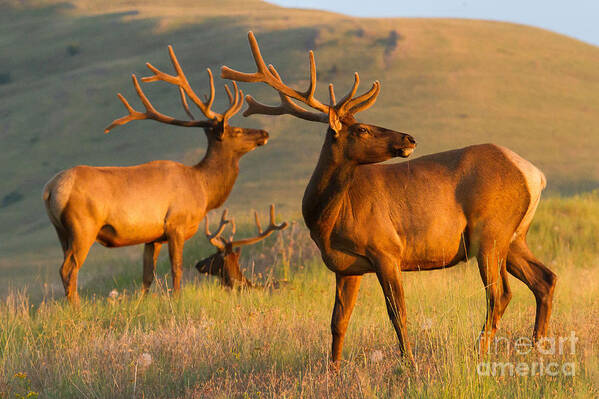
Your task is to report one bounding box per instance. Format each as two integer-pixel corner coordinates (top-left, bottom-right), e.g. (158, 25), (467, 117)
(1, 193), (598, 398)
(1, 0), (598, 279)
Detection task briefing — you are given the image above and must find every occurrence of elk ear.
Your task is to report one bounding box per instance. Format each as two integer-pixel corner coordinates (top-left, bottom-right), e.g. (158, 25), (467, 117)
(328, 108), (341, 137)
(328, 84), (341, 137)
(204, 124), (223, 141)
(214, 126), (225, 141)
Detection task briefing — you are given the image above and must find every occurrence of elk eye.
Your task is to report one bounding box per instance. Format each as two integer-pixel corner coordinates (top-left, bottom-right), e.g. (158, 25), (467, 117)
(357, 127), (369, 135)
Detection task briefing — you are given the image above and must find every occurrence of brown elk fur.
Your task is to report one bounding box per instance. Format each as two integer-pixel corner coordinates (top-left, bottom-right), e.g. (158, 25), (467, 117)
(222, 32), (557, 368)
(43, 46), (268, 304)
(195, 205), (288, 288)
(196, 248), (250, 288)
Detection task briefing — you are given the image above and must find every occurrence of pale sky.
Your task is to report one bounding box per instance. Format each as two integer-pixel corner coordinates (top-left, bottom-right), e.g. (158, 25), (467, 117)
(269, 0), (599, 46)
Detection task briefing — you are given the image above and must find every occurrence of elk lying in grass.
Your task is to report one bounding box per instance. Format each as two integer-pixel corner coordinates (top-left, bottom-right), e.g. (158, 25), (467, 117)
(43, 46), (268, 304)
(222, 32), (557, 367)
(195, 204), (288, 288)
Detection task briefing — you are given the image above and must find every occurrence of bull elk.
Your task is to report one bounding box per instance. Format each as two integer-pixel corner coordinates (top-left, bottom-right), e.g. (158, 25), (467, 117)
(43, 46), (269, 304)
(195, 204), (288, 288)
(222, 32), (557, 367)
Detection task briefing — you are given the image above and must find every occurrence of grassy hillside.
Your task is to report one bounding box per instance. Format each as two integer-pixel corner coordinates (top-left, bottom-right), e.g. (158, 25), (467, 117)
(1, 0), (598, 286)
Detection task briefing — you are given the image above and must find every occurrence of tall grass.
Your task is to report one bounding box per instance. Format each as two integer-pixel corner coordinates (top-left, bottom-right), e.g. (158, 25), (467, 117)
(1, 193), (598, 398)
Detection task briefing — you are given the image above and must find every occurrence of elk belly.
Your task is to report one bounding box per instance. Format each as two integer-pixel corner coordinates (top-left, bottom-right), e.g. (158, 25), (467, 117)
(96, 220), (166, 247)
(400, 225), (468, 271)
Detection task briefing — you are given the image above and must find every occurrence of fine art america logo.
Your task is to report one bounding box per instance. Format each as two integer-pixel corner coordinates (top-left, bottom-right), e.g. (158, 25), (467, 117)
(477, 332), (578, 377)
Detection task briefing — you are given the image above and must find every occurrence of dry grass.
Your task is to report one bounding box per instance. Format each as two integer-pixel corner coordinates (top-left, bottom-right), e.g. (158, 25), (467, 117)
(1, 194), (598, 398)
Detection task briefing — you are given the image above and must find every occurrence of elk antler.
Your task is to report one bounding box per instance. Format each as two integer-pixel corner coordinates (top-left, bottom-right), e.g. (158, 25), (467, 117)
(104, 74), (215, 133)
(228, 204), (288, 248)
(106, 45), (244, 133)
(204, 209), (231, 251)
(221, 31), (381, 123)
(243, 65), (329, 123)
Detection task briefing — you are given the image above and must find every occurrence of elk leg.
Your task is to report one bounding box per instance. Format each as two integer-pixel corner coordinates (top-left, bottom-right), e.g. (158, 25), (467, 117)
(476, 244), (509, 354)
(330, 273), (362, 368)
(166, 231), (184, 294)
(52, 224), (69, 253)
(506, 239), (557, 340)
(497, 266), (513, 319)
(60, 253), (75, 302)
(142, 242), (162, 293)
(60, 225), (96, 305)
(374, 257), (415, 366)
(52, 223), (70, 290)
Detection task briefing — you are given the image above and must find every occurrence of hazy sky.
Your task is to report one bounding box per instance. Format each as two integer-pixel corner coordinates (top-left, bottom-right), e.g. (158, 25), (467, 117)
(269, 0), (599, 46)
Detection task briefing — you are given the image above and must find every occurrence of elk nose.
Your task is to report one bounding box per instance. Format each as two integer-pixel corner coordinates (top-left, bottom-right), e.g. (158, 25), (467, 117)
(256, 130), (269, 146)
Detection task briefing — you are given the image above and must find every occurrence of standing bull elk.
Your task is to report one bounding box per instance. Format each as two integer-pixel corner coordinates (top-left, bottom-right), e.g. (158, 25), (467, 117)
(222, 32), (557, 367)
(196, 204), (288, 288)
(43, 46), (269, 304)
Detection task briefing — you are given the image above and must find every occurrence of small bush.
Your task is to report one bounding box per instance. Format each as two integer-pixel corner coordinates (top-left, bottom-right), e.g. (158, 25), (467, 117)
(66, 43), (80, 56)
(0, 72), (11, 85)
(354, 28), (365, 38)
(385, 29), (402, 55)
(1, 191), (23, 208)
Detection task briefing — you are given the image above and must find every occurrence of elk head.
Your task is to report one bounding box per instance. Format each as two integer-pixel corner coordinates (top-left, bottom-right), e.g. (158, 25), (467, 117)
(221, 32), (416, 164)
(105, 45), (269, 154)
(196, 204), (288, 288)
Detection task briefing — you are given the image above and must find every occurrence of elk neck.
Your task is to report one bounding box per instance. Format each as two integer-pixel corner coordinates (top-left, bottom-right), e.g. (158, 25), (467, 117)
(194, 138), (240, 211)
(302, 132), (356, 232)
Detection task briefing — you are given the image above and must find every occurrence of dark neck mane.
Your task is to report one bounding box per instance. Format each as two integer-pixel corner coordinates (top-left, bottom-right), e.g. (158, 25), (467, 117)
(302, 131), (357, 231)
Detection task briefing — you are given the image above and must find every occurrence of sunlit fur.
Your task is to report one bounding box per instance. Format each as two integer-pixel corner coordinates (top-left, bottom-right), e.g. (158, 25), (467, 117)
(302, 124), (556, 367)
(223, 31), (557, 368)
(43, 123), (268, 304)
(195, 247), (252, 288)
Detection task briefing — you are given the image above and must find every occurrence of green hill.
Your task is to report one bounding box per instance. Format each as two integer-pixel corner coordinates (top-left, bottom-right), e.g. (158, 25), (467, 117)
(1, 0), (598, 288)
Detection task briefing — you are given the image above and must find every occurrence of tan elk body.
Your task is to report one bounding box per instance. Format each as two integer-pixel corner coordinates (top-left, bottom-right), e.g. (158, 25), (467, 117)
(43, 46), (268, 304)
(223, 32), (557, 367)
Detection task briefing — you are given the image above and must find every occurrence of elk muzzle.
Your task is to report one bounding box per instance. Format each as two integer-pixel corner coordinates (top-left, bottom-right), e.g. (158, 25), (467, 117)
(254, 129), (269, 146)
(391, 133), (416, 158)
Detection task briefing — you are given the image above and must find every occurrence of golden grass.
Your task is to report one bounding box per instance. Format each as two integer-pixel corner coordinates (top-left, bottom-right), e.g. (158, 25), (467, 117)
(1, 194), (598, 398)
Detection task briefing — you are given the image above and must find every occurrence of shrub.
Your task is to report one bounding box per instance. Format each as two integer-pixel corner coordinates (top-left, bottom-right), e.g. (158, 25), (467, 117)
(1, 191), (23, 208)
(0, 72), (11, 85)
(66, 43), (80, 56)
(385, 29), (402, 55)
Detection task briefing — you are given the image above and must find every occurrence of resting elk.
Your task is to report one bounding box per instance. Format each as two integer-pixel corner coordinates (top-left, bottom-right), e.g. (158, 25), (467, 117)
(196, 204), (288, 288)
(222, 32), (557, 367)
(43, 46), (269, 304)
